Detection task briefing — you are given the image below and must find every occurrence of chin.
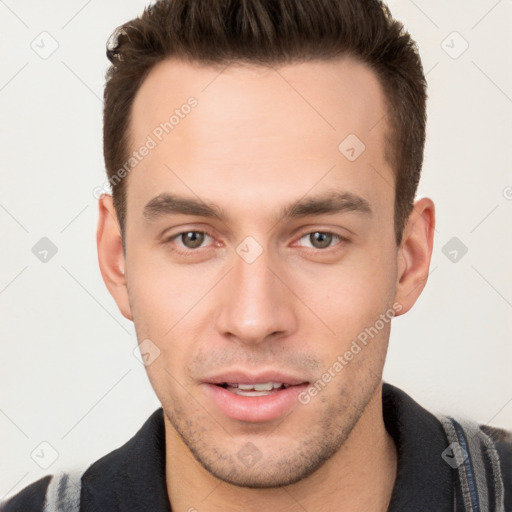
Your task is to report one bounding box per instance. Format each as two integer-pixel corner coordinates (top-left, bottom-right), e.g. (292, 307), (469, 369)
(195, 451), (331, 489)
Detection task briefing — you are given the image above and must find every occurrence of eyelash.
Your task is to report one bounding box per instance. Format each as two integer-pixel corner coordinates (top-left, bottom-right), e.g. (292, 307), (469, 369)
(295, 232), (349, 251)
(163, 229), (349, 255)
(164, 231), (216, 255)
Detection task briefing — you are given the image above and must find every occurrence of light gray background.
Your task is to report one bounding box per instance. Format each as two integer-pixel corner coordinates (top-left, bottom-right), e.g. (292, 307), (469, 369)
(1, 0), (511, 500)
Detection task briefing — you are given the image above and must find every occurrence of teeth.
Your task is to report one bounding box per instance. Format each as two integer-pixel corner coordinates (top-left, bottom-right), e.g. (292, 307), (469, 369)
(234, 389), (274, 397)
(223, 382), (289, 395)
(237, 383), (257, 391)
(236, 382), (281, 391)
(254, 383), (274, 391)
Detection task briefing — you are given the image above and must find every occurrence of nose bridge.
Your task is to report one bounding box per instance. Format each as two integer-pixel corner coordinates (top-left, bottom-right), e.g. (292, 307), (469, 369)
(214, 240), (296, 344)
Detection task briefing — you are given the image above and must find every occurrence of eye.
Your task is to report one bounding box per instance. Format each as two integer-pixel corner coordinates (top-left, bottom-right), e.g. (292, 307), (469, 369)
(297, 231), (345, 250)
(169, 231), (214, 251)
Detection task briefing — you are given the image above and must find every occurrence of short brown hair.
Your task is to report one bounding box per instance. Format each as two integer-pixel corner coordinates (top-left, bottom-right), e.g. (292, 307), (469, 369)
(103, 0), (427, 245)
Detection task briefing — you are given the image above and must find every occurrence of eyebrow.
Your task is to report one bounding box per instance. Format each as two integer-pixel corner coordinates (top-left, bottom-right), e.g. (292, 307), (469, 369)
(142, 191), (372, 224)
(143, 194), (225, 222)
(278, 191), (372, 220)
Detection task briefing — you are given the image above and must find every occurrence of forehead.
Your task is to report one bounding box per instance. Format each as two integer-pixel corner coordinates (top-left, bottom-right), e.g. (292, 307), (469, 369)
(130, 56), (389, 141)
(125, 56), (393, 221)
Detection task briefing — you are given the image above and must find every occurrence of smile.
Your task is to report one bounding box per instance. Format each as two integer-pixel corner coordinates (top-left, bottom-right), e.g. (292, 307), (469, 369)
(220, 382), (292, 396)
(203, 373), (310, 422)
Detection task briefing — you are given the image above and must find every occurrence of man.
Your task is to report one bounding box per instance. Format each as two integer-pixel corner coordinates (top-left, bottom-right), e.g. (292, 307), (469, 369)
(2, 0), (510, 511)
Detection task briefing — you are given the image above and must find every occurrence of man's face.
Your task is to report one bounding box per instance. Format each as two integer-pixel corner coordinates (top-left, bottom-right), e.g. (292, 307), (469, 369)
(122, 57), (400, 486)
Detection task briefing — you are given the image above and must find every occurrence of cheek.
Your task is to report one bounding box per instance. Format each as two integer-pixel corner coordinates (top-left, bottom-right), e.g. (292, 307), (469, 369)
(126, 249), (215, 374)
(291, 244), (397, 332)
(126, 260), (199, 404)
(127, 246), (202, 328)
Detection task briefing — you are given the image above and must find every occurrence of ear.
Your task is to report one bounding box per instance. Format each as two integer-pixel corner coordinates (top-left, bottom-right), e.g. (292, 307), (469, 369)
(394, 197), (435, 316)
(96, 194), (133, 321)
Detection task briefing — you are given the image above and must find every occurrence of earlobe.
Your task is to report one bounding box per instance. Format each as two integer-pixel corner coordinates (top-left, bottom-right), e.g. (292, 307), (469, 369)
(96, 195), (133, 321)
(394, 198), (435, 316)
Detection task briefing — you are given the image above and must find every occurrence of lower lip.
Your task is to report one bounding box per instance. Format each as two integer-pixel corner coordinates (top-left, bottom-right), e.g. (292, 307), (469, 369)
(203, 383), (309, 422)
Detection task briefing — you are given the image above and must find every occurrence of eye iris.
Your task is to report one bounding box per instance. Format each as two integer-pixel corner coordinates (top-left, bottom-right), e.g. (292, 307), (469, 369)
(182, 231), (204, 248)
(310, 232), (332, 249)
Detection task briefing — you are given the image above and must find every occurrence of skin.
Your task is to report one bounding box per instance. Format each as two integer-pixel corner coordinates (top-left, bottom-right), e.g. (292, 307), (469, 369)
(97, 56), (435, 511)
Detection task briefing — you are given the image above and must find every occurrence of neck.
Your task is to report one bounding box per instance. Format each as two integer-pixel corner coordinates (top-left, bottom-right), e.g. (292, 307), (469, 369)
(165, 384), (397, 512)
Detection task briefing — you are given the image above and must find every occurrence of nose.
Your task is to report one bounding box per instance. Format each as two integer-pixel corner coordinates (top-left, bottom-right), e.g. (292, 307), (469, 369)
(214, 244), (298, 346)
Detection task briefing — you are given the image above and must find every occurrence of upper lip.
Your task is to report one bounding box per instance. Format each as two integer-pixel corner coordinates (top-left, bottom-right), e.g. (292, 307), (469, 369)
(203, 370), (309, 386)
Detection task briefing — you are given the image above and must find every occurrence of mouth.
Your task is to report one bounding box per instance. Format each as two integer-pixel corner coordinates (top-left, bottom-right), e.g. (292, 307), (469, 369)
(217, 382), (295, 397)
(202, 373), (310, 422)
